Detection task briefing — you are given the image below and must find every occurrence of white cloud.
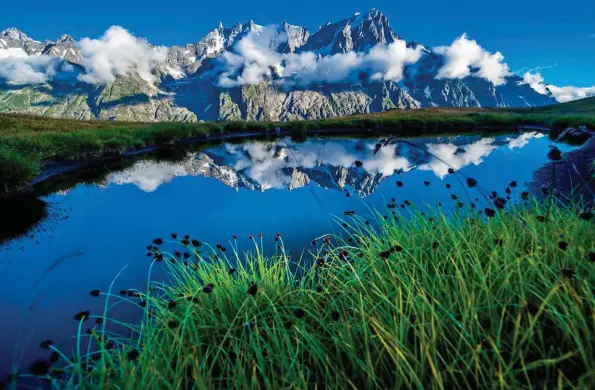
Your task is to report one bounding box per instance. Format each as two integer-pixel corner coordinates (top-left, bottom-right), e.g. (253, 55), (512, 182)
(519, 71), (595, 102)
(0, 48), (61, 85)
(546, 85), (595, 103)
(434, 34), (512, 86)
(217, 26), (423, 87)
(418, 138), (499, 178)
(506, 132), (544, 149)
(519, 71), (549, 94)
(77, 26), (168, 85)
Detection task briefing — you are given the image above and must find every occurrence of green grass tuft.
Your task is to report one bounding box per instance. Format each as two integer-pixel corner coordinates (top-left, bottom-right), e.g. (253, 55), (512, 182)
(27, 201), (595, 389)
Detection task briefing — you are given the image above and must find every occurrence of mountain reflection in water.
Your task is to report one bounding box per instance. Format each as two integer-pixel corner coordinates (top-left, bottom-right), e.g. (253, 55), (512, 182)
(98, 133), (545, 196)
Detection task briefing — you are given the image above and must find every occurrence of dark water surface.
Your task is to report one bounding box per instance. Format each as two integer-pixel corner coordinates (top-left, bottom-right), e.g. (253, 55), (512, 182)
(0, 133), (580, 378)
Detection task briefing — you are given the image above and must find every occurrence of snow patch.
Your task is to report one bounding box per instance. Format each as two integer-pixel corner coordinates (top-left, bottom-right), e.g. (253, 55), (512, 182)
(424, 86), (432, 99)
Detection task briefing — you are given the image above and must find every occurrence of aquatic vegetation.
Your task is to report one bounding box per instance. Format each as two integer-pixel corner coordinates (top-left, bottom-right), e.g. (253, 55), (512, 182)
(16, 198), (588, 389)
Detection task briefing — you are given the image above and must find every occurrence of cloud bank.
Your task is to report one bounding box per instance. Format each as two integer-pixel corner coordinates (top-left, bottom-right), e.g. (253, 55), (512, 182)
(0, 48), (61, 84)
(218, 26), (424, 88)
(434, 34), (512, 86)
(519, 71), (595, 103)
(0, 24), (592, 103)
(0, 26), (167, 86)
(78, 26), (167, 85)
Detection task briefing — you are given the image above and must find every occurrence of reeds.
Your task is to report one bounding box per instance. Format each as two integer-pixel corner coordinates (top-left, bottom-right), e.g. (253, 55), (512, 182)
(14, 199), (594, 389)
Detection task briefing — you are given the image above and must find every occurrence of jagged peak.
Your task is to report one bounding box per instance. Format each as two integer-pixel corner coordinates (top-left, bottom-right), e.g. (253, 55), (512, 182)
(217, 22), (224, 30)
(57, 34), (74, 43)
(0, 27), (31, 41)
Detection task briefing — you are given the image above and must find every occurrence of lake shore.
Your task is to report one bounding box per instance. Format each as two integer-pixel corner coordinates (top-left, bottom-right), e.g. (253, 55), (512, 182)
(1, 98), (594, 197)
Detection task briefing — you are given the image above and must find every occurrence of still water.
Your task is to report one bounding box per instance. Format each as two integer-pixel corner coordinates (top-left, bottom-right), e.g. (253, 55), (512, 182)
(0, 132), (578, 377)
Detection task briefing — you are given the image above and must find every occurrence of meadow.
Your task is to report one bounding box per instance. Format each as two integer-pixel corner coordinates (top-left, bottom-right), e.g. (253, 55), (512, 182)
(1, 96), (594, 196)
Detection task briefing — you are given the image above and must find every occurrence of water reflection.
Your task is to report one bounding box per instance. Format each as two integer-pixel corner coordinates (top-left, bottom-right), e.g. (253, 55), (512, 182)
(0, 132), (583, 379)
(103, 132), (545, 195)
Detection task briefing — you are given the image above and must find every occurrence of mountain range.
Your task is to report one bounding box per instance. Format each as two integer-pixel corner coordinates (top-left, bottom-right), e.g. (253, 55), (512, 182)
(0, 9), (557, 122)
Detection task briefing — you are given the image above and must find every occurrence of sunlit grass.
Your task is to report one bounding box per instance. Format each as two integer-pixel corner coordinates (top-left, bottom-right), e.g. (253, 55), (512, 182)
(10, 199), (594, 389)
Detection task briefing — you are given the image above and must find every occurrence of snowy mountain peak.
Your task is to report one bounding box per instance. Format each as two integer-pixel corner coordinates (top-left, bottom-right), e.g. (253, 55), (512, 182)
(57, 34), (74, 43)
(0, 27), (31, 41)
(300, 8), (397, 54)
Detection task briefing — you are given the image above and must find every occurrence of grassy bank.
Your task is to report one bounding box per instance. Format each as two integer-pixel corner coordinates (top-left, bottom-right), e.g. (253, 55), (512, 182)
(9, 200), (595, 389)
(1, 97), (594, 196)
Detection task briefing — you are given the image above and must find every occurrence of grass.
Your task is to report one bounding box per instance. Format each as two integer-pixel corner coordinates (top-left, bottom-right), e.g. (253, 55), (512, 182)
(9, 198), (595, 389)
(1, 97), (594, 196)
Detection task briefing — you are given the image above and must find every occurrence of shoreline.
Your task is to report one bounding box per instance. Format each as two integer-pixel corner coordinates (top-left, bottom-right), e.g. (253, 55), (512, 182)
(13, 123), (551, 198)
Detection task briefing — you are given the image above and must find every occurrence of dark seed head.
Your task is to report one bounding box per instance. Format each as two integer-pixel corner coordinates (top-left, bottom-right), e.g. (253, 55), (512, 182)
(120, 289), (128, 296)
(315, 258), (325, 268)
(484, 208), (496, 217)
(203, 283), (214, 294)
(181, 239), (190, 245)
(167, 320), (179, 329)
(95, 318), (104, 325)
(447, 168), (455, 174)
(588, 252), (595, 262)
(547, 146), (562, 161)
(521, 191), (529, 200)
(432, 242), (439, 250)
(105, 340), (115, 350)
(424, 181), (430, 186)
(74, 310), (90, 321)
(29, 359), (50, 376)
(354, 160), (363, 167)
(154, 253), (164, 262)
(343, 210), (355, 216)
(316, 285), (323, 293)
(494, 197), (506, 210)
(171, 233), (178, 239)
(39, 340), (53, 350)
(295, 308), (305, 318)
(152, 238), (163, 246)
(49, 351), (60, 363)
(558, 241), (568, 251)
(345, 192), (351, 197)
(127, 349), (139, 361)
(168, 300), (177, 310)
(466, 178), (477, 188)
(379, 250), (391, 260)
(396, 181), (403, 187)
(561, 268), (575, 279)
(228, 268), (236, 275)
(247, 283), (258, 296)
(174, 251), (182, 258)
(90, 289), (100, 297)
(579, 211), (594, 221)
(509, 181), (517, 188)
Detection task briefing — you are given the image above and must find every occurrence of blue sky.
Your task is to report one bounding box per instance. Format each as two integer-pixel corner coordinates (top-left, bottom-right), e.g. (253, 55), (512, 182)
(2, 0), (594, 87)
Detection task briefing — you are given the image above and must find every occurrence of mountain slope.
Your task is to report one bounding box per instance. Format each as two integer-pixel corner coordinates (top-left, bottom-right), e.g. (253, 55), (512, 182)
(0, 9), (557, 122)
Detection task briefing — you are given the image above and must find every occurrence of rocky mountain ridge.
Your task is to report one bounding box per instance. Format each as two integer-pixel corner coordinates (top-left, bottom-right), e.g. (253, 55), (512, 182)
(0, 9), (556, 122)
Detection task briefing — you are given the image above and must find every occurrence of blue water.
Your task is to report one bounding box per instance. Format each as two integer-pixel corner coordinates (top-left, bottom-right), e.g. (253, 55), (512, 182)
(0, 133), (578, 377)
